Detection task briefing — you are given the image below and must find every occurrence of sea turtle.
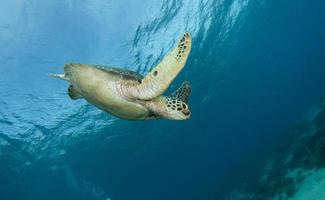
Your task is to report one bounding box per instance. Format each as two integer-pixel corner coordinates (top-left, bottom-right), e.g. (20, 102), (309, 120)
(50, 33), (192, 120)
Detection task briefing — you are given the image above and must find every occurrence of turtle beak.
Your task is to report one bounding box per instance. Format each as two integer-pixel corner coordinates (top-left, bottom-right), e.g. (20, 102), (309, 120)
(182, 110), (191, 119)
(182, 110), (191, 116)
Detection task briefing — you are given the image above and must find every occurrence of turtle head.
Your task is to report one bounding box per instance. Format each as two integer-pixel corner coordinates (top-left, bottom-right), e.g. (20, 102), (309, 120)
(164, 97), (191, 120)
(149, 97), (191, 120)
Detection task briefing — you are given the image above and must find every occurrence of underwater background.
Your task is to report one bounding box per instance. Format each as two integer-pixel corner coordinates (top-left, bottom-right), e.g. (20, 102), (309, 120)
(1, 0), (325, 199)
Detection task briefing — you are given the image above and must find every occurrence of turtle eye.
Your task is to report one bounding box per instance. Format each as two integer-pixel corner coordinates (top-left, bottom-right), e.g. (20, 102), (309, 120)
(182, 103), (187, 109)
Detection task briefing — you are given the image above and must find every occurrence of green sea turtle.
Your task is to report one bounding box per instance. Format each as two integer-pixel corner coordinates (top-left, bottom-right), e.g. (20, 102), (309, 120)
(50, 33), (192, 120)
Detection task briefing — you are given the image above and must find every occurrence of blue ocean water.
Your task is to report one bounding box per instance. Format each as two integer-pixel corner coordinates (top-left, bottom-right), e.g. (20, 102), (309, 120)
(1, 0), (325, 199)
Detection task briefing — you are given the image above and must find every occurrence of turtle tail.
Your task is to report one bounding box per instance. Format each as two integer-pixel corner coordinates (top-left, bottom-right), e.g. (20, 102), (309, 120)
(48, 73), (70, 81)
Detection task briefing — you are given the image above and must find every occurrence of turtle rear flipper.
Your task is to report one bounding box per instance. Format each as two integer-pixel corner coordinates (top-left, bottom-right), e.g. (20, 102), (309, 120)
(68, 85), (83, 100)
(122, 33), (192, 100)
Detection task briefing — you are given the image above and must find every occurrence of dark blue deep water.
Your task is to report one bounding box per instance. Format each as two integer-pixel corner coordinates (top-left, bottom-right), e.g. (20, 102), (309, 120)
(1, 0), (325, 200)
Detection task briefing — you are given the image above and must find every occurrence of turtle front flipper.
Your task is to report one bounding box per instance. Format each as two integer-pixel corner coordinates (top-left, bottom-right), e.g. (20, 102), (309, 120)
(169, 81), (191, 103)
(68, 85), (83, 100)
(123, 32), (192, 100)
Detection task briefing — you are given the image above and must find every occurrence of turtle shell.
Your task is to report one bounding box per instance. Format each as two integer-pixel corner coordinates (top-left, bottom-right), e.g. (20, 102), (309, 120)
(94, 65), (143, 83)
